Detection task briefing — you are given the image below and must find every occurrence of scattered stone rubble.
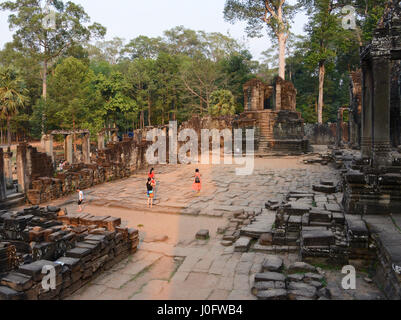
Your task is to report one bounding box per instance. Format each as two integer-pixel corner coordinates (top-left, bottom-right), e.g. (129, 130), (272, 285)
(252, 257), (330, 300)
(0, 206), (138, 300)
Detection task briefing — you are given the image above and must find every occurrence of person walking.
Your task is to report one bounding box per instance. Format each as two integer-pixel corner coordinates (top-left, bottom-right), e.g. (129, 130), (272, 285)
(146, 178), (155, 208)
(192, 169), (202, 196)
(77, 189), (84, 212)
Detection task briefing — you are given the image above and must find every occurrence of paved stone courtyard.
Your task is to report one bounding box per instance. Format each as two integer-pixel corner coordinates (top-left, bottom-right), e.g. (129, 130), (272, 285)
(39, 156), (384, 300)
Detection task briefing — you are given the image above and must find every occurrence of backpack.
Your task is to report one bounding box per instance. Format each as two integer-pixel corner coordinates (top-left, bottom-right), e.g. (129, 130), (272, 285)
(195, 176), (200, 184)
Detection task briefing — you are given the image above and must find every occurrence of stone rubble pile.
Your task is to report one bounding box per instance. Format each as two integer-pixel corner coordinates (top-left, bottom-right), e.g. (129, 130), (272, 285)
(258, 188), (376, 265)
(0, 206), (138, 300)
(251, 257), (331, 300)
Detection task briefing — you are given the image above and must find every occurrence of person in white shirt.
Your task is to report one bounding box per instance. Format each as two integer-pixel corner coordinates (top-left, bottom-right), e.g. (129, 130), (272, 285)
(77, 189), (84, 212)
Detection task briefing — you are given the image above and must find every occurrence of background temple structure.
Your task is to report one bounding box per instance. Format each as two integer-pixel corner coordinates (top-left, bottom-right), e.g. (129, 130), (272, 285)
(234, 77), (309, 155)
(342, 0), (401, 215)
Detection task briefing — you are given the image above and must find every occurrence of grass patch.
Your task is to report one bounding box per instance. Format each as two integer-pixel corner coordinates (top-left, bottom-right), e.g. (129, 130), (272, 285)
(137, 224), (144, 228)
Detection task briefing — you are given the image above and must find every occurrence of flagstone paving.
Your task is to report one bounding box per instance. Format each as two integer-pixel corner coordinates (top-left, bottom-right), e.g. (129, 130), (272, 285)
(40, 156), (381, 300)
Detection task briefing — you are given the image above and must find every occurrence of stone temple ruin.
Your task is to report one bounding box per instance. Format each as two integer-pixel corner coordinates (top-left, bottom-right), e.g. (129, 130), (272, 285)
(0, 2), (400, 301)
(234, 77), (309, 155)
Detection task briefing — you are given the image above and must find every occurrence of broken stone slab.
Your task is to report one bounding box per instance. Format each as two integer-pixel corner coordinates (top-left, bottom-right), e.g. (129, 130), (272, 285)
(221, 240), (233, 247)
(287, 262), (316, 274)
(301, 230), (335, 246)
(288, 289), (317, 300)
(284, 203), (311, 215)
(0, 286), (24, 300)
(262, 255), (284, 272)
(257, 289), (287, 300)
(312, 185), (336, 194)
(234, 236), (252, 252)
(332, 212), (345, 224)
(304, 273), (325, 282)
(346, 219), (368, 237)
(320, 180), (335, 186)
(240, 224), (273, 239)
(255, 272), (286, 282)
(0, 272), (33, 292)
(288, 282), (317, 296)
(325, 203), (342, 212)
(252, 243), (275, 254)
(18, 260), (62, 282)
(287, 273), (305, 282)
(251, 281), (275, 296)
(309, 209), (332, 223)
(196, 230), (210, 240)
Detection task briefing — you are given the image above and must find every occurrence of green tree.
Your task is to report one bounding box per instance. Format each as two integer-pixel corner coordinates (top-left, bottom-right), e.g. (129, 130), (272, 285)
(0, 68), (28, 146)
(1, 0), (106, 132)
(303, 0), (342, 124)
(209, 90), (236, 116)
(224, 0), (297, 80)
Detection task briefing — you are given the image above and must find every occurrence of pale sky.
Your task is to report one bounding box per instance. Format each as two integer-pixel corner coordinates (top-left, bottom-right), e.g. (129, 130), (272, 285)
(0, 0), (308, 61)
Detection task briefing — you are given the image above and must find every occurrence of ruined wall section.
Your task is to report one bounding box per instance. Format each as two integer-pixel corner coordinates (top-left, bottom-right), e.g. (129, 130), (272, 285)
(26, 138), (150, 205)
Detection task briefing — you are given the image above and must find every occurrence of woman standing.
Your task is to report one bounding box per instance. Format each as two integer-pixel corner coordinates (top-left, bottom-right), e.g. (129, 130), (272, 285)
(146, 178), (155, 208)
(148, 168), (157, 200)
(192, 169), (202, 196)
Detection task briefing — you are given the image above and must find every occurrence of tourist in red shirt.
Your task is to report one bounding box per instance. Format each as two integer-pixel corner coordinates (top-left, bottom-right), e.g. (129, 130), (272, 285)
(193, 169), (201, 196)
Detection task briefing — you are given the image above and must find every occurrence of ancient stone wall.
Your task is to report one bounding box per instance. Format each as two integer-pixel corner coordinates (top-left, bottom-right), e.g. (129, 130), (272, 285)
(0, 206), (139, 300)
(26, 139), (150, 205)
(275, 77), (297, 111)
(304, 123), (349, 146)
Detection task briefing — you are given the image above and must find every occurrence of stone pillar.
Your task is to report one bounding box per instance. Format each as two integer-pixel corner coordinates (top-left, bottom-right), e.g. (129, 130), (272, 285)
(361, 60), (373, 158)
(275, 82), (282, 111)
(112, 132), (119, 142)
(372, 57), (392, 167)
(3, 149), (13, 189)
(82, 133), (91, 164)
(97, 132), (105, 150)
(0, 149), (6, 201)
(336, 109), (343, 148)
(64, 134), (73, 164)
(16, 143), (29, 194)
(42, 134), (54, 162)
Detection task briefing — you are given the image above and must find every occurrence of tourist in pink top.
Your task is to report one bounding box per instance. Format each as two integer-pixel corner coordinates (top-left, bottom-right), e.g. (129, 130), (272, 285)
(192, 169), (202, 196)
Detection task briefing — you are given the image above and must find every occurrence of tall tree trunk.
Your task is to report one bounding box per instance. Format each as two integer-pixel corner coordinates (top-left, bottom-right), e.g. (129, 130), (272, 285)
(147, 95), (152, 126)
(42, 58), (48, 134)
(278, 33), (286, 80)
(318, 61), (325, 124)
(73, 116), (77, 153)
(7, 117), (11, 147)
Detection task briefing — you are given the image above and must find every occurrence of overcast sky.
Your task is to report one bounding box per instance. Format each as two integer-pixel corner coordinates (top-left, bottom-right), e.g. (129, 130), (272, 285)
(0, 0), (308, 61)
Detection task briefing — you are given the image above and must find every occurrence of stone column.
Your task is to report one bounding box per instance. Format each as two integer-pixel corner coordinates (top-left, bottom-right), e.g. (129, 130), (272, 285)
(82, 133), (91, 164)
(64, 134), (73, 164)
(0, 149), (6, 201)
(97, 132), (105, 150)
(372, 56), (392, 167)
(42, 134), (54, 162)
(275, 82), (282, 111)
(336, 109), (343, 148)
(112, 132), (119, 142)
(361, 60), (373, 158)
(3, 149), (13, 189)
(16, 143), (29, 194)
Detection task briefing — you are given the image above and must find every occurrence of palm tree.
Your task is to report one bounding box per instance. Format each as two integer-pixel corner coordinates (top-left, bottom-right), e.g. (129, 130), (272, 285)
(0, 68), (28, 147)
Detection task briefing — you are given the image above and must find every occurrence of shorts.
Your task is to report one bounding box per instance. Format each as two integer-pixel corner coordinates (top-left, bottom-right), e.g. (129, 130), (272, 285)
(78, 200), (83, 205)
(147, 191), (154, 199)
